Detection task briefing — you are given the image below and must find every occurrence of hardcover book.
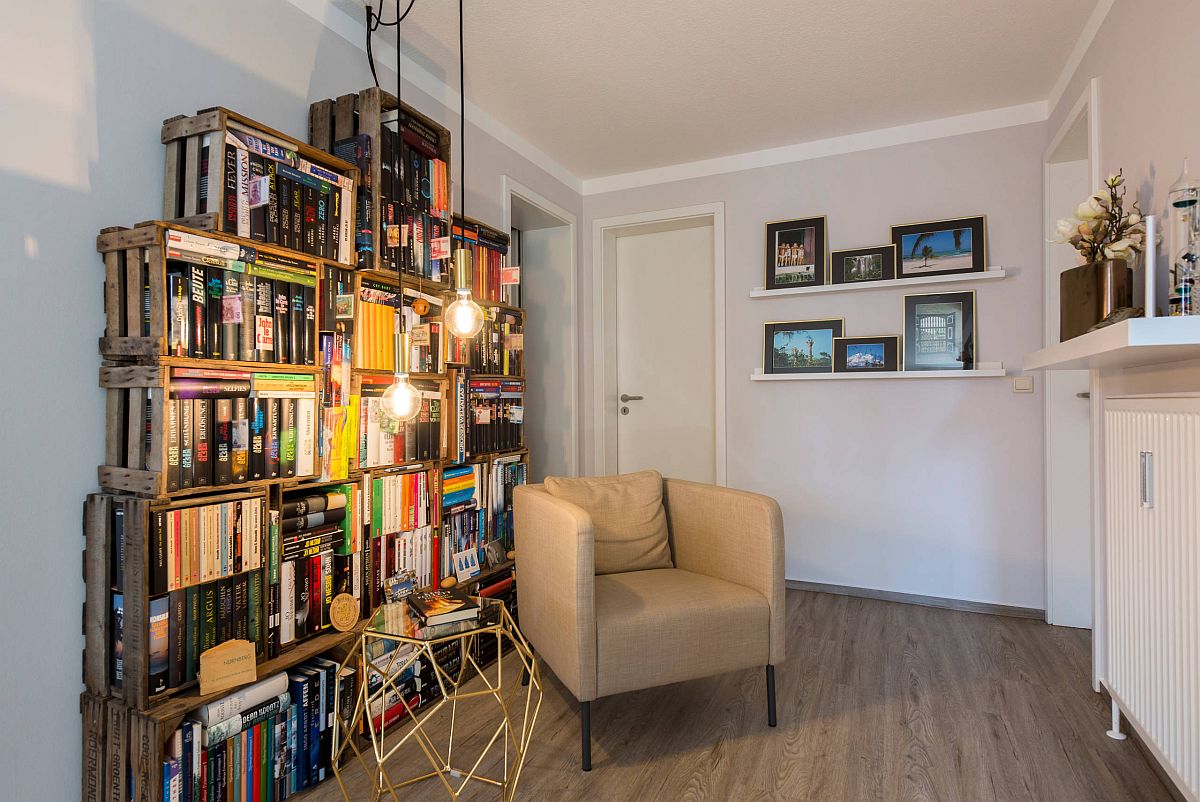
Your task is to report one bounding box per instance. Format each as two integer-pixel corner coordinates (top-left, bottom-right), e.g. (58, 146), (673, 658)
(406, 588), (478, 627)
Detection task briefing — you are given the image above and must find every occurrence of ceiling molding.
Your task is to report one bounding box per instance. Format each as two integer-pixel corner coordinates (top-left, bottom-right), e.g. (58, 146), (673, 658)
(1046, 0), (1115, 116)
(581, 101), (1049, 196)
(286, 0), (584, 193)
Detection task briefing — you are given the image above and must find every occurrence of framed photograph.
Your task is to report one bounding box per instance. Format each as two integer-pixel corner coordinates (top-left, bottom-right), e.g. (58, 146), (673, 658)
(765, 216), (827, 289)
(903, 291), (976, 370)
(891, 216), (986, 279)
(833, 335), (901, 372)
(764, 318), (844, 374)
(830, 244), (896, 285)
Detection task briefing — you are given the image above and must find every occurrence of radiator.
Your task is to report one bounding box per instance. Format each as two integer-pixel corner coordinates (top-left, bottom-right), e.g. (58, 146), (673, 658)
(1105, 397), (1200, 801)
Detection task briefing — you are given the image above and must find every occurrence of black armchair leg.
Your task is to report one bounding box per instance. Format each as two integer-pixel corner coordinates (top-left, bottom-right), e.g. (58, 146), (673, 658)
(581, 700), (592, 771)
(766, 665), (777, 727)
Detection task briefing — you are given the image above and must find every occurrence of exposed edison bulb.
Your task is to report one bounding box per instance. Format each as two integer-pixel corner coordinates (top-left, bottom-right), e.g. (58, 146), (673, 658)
(380, 373), (421, 422)
(445, 288), (485, 338)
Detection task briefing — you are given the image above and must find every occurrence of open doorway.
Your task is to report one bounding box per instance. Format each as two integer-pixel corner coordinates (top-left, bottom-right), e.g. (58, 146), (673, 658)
(503, 178), (578, 481)
(1042, 78), (1099, 631)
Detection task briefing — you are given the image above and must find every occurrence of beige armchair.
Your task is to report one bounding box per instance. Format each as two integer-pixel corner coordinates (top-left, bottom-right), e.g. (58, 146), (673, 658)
(514, 474), (785, 770)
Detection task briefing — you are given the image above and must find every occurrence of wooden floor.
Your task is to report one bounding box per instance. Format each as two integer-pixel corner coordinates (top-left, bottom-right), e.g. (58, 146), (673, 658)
(313, 590), (1173, 801)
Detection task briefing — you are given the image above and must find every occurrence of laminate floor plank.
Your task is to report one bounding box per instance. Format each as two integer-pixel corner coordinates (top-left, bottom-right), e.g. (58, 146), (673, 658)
(306, 590), (1173, 801)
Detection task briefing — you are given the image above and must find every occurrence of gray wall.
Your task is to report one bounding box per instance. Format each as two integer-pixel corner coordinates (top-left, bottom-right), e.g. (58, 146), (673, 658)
(583, 122), (1049, 609)
(0, 1), (580, 797)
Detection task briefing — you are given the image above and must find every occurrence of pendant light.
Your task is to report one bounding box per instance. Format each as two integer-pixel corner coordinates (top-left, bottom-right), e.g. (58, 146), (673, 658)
(380, 0), (421, 422)
(444, 0), (486, 339)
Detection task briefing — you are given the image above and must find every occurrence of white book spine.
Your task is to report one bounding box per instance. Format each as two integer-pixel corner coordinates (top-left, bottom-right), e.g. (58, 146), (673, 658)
(194, 672), (288, 727)
(280, 561), (296, 645)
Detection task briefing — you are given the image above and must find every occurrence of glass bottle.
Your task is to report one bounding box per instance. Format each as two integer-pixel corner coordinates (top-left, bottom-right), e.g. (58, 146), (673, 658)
(1167, 159), (1200, 315)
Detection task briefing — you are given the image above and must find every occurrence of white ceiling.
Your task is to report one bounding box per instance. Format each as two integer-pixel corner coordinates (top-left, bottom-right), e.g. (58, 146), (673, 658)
(335, 0), (1097, 181)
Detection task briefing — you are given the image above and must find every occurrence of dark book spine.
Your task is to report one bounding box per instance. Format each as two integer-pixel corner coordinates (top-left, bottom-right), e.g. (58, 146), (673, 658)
(232, 397), (249, 483)
(148, 595), (169, 696)
(179, 398), (194, 490)
(274, 284), (290, 366)
(308, 555), (322, 635)
(289, 284), (304, 366)
(329, 185), (342, 264)
(280, 398), (296, 478)
(290, 180), (303, 253)
(200, 582), (218, 654)
(206, 267), (224, 360)
(266, 398), (281, 479)
(303, 285), (316, 366)
(168, 589), (185, 689)
(302, 185), (318, 256)
(216, 577), (233, 645)
(193, 398), (211, 488)
(222, 143), (238, 234)
(278, 176), (293, 251)
(214, 398), (233, 486)
(249, 398), (266, 481)
(198, 136), (210, 214)
(254, 277), (274, 362)
(184, 584), (200, 683)
(266, 161), (279, 245)
(248, 155), (267, 242)
(316, 187), (330, 260)
(221, 271), (240, 363)
(112, 505), (126, 593)
(166, 398), (181, 493)
(189, 265), (207, 359)
(233, 573), (249, 642)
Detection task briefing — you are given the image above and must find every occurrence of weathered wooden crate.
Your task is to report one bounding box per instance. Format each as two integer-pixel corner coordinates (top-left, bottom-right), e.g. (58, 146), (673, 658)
(309, 88), (453, 279)
(96, 221), (323, 364)
(99, 361), (324, 498)
(162, 107), (359, 268)
(83, 490), (268, 710)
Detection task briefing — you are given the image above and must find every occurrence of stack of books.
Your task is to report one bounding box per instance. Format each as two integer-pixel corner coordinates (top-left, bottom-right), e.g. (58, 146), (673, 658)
(406, 587), (479, 627)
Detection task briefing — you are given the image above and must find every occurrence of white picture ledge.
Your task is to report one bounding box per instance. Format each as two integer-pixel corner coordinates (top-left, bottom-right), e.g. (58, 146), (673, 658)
(750, 362), (1006, 381)
(750, 267), (1007, 299)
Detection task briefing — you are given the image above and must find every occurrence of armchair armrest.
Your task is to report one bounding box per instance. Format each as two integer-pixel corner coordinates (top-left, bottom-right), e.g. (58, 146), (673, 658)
(513, 484), (598, 701)
(662, 479), (786, 664)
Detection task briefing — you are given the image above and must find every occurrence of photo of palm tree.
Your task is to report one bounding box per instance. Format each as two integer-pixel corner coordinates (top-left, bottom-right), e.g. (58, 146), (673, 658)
(901, 228), (972, 273)
(764, 318), (844, 373)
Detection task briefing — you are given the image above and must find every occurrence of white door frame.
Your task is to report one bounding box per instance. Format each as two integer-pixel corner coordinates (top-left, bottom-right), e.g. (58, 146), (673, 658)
(501, 175), (581, 476)
(591, 203), (727, 484)
(1042, 77), (1103, 686)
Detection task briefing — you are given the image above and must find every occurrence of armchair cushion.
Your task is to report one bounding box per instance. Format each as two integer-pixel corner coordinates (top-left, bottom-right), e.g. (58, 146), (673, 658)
(594, 568), (770, 697)
(544, 469), (673, 575)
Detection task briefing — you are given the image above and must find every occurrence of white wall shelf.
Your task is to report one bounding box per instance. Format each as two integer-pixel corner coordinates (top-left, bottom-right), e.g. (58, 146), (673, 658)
(750, 362), (1006, 381)
(749, 267), (1006, 299)
(1023, 317), (1200, 371)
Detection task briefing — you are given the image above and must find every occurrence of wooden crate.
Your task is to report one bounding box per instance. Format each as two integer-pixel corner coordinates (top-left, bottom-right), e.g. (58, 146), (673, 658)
(96, 221), (324, 363)
(84, 490), (268, 709)
(161, 107), (359, 268)
(81, 691), (130, 802)
(351, 370), (448, 473)
(99, 360), (325, 498)
(451, 214), (512, 303)
(309, 88), (453, 280)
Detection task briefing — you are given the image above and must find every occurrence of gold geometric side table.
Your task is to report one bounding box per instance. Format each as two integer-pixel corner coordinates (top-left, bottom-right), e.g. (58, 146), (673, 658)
(332, 597), (542, 801)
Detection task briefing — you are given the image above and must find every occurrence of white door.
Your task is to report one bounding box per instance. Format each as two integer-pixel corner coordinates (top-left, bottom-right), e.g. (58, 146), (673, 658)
(1044, 154), (1093, 628)
(614, 221), (715, 483)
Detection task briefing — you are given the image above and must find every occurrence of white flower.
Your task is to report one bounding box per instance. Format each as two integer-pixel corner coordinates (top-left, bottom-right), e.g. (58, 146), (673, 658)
(1128, 212), (1141, 225)
(1056, 219), (1076, 239)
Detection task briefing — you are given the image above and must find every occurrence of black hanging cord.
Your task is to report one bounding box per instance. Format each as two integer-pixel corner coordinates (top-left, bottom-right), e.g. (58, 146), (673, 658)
(458, 0), (466, 222)
(366, 0), (418, 88)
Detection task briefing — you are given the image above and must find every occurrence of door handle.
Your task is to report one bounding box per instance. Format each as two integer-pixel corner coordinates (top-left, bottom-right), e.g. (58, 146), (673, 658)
(620, 394), (643, 402)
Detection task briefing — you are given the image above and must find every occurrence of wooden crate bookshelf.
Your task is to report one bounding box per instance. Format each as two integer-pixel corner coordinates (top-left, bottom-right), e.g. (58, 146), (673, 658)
(162, 108), (359, 269)
(97, 221), (325, 363)
(309, 88), (453, 279)
(98, 361), (325, 498)
(451, 215), (513, 303)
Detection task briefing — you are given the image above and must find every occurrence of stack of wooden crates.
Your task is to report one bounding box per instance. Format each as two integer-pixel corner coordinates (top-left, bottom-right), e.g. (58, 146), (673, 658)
(81, 95), (529, 802)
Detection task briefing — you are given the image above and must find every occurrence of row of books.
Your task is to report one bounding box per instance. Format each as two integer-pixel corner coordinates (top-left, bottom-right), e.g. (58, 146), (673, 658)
(163, 662), (354, 802)
(165, 375), (318, 491)
(219, 127), (355, 263)
(165, 258), (317, 366)
(381, 113), (451, 278)
(447, 309), (523, 376)
(149, 498), (264, 596)
(451, 219), (512, 304)
(486, 457), (527, 549)
(357, 376), (442, 469)
(365, 638), (457, 731)
(467, 378), (524, 456)
(135, 571), (265, 697)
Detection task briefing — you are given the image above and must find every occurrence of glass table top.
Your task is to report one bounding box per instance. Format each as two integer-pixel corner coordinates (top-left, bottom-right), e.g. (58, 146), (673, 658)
(365, 595), (505, 641)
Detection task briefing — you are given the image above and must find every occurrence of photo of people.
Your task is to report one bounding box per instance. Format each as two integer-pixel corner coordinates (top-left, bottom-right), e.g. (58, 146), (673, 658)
(765, 216), (827, 289)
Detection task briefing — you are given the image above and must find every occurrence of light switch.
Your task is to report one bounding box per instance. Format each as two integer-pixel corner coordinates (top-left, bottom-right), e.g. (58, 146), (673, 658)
(1013, 376), (1034, 393)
